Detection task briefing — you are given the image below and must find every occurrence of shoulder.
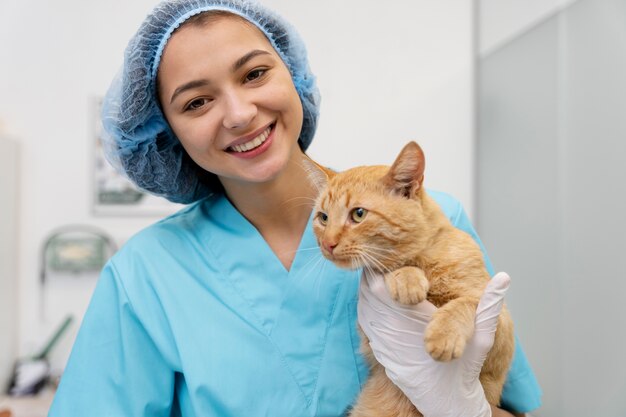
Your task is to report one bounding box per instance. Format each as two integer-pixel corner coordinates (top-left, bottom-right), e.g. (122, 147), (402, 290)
(425, 189), (465, 226)
(124, 196), (216, 250)
(96, 196), (223, 313)
(108, 195), (219, 276)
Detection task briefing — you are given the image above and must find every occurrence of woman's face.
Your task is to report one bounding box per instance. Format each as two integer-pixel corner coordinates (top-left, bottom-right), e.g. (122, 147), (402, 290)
(158, 16), (304, 187)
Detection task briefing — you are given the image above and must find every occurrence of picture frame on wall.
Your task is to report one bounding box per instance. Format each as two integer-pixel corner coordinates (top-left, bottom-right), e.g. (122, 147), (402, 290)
(92, 97), (185, 216)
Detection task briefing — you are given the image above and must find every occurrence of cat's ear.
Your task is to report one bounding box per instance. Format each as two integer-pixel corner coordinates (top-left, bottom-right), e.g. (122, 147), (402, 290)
(301, 155), (336, 193)
(383, 141), (425, 198)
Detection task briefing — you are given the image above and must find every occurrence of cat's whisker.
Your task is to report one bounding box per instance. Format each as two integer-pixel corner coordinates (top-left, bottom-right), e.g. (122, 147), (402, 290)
(357, 249), (393, 275)
(359, 244), (396, 258)
(297, 252), (327, 300)
(284, 246), (323, 256)
(359, 247), (396, 268)
(362, 262), (378, 281)
(357, 263), (376, 288)
(297, 255), (328, 301)
(280, 196), (318, 209)
(361, 252), (395, 266)
(360, 244), (396, 254)
(296, 251), (326, 279)
(359, 255), (382, 280)
(352, 251), (373, 271)
(313, 257), (329, 300)
(283, 203), (320, 212)
(279, 204), (318, 216)
(282, 195), (318, 203)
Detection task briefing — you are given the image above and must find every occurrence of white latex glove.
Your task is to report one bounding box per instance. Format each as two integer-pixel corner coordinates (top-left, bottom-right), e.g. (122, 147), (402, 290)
(358, 270), (511, 417)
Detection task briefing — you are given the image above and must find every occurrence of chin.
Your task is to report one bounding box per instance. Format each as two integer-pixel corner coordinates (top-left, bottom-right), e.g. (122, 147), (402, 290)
(250, 156), (291, 183)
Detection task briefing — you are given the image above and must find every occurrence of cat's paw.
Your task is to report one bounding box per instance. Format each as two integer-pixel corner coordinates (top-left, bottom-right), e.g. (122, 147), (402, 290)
(383, 266), (429, 305)
(424, 312), (467, 362)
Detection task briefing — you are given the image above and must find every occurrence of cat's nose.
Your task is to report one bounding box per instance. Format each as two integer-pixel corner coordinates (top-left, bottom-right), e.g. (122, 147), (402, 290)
(322, 241), (338, 254)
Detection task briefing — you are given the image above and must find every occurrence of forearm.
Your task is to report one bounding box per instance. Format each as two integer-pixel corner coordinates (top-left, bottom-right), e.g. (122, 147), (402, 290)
(491, 405), (525, 417)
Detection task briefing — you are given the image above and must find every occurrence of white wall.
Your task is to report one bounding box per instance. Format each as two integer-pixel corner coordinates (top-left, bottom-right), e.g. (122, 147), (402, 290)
(0, 0), (475, 375)
(478, 0), (578, 56)
(0, 137), (19, 388)
(272, 0), (475, 211)
(478, 0), (626, 415)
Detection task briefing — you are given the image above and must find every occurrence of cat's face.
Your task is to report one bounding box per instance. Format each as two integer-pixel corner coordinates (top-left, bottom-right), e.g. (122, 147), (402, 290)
(313, 166), (398, 270)
(312, 142), (427, 272)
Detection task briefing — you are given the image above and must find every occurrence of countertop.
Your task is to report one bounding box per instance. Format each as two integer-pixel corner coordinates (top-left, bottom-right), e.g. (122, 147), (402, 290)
(0, 389), (54, 417)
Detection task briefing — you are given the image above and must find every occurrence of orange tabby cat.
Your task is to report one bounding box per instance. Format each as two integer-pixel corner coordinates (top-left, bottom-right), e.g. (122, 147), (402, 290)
(310, 141), (514, 417)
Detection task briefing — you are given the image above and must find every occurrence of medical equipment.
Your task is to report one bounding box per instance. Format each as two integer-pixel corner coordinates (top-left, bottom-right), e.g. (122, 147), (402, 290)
(39, 225), (117, 319)
(7, 316), (73, 396)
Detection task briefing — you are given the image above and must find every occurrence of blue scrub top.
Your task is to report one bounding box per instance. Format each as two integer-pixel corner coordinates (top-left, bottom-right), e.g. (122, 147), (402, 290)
(48, 190), (542, 416)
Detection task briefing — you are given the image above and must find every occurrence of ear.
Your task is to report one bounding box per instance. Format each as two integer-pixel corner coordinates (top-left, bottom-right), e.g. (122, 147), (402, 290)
(383, 141), (425, 198)
(301, 154), (336, 193)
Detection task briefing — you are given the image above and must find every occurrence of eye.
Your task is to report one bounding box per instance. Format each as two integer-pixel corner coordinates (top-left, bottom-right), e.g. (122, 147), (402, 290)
(317, 212), (328, 226)
(184, 97), (211, 112)
(245, 68), (267, 83)
(350, 208), (368, 223)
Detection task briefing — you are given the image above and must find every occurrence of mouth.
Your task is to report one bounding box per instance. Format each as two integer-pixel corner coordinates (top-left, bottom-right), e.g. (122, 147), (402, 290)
(227, 124), (274, 153)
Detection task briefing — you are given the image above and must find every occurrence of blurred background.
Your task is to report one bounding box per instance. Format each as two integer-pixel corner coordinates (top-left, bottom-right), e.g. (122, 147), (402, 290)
(0, 0), (624, 416)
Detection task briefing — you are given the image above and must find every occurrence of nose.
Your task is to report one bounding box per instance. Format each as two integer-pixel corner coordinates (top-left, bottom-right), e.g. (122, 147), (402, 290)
(322, 240), (338, 254)
(222, 89), (257, 130)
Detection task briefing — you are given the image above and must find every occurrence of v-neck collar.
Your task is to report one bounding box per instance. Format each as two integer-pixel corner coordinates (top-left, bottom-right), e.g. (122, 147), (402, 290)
(214, 193), (316, 273)
(204, 194), (349, 407)
(206, 194), (333, 334)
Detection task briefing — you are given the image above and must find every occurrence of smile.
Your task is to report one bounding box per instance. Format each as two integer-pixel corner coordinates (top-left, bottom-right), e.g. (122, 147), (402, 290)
(228, 126), (272, 153)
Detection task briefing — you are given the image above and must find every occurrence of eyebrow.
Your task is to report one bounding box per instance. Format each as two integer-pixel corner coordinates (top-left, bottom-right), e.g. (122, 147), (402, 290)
(169, 49), (272, 105)
(231, 49), (272, 72)
(170, 79), (210, 104)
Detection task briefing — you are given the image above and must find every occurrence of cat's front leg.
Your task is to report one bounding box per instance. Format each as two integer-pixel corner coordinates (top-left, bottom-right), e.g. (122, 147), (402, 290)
(424, 296), (479, 361)
(383, 266), (429, 305)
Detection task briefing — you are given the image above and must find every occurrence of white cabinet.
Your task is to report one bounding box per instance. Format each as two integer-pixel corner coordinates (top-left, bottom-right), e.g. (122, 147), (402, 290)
(0, 136), (19, 389)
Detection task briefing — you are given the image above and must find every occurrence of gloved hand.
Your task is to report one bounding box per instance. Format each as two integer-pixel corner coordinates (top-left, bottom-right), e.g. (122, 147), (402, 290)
(357, 270), (511, 417)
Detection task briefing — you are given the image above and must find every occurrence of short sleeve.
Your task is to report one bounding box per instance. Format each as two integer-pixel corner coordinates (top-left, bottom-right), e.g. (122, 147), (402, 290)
(48, 262), (175, 416)
(429, 190), (543, 413)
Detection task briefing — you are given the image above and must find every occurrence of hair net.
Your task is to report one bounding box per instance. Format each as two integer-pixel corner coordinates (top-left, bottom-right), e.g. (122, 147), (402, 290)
(101, 0), (320, 203)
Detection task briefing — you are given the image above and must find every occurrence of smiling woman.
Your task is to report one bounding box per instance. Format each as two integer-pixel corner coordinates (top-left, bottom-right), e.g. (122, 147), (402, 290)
(157, 14), (304, 188)
(98, 2), (320, 205)
(46, 0), (541, 416)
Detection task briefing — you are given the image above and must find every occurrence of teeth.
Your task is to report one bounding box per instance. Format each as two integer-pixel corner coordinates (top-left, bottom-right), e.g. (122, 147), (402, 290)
(230, 127), (271, 153)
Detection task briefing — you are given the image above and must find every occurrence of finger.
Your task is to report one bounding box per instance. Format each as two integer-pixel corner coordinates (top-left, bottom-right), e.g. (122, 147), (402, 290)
(358, 289), (437, 330)
(464, 272), (512, 367)
(475, 272), (510, 332)
(360, 270), (437, 317)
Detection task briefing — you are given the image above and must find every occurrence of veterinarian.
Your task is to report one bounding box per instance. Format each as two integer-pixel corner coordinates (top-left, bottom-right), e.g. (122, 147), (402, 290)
(48, 0), (542, 415)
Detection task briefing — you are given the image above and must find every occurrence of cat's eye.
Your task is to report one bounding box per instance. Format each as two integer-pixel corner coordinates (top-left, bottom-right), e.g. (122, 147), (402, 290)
(317, 212), (328, 225)
(351, 208), (368, 223)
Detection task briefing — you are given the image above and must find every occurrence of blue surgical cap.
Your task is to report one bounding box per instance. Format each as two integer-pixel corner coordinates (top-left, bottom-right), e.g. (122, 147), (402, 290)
(101, 0), (320, 203)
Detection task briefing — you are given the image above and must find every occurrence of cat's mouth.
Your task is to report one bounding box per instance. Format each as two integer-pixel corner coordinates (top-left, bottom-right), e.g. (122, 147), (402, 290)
(326, 251), (394, 273)
(321, 251), (364, 271)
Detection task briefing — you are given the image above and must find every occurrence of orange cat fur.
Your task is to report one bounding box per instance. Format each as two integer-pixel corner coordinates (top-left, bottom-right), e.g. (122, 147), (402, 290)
(310, 142), (514, 417)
